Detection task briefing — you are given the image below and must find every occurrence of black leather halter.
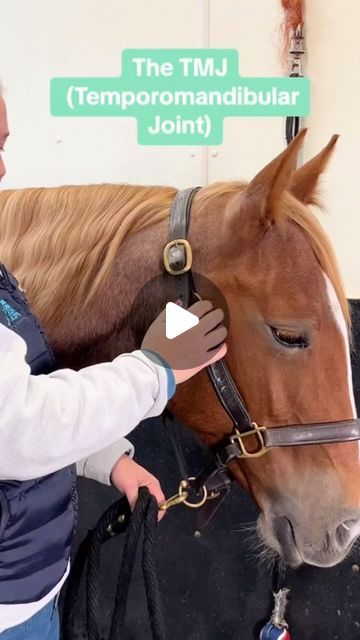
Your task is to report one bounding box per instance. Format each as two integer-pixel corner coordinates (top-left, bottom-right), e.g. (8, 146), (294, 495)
(163, 188), (360, 499)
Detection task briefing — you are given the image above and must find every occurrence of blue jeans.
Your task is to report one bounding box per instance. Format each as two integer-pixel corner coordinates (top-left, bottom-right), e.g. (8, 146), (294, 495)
(0, 597), (60, 640)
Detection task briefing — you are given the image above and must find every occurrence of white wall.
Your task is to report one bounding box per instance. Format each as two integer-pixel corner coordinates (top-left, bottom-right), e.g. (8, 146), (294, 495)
(305, 0), (360, 298)
(0, 0), (210, 189)
(0, 0), (359, 295)
(208, 0), (286, 182)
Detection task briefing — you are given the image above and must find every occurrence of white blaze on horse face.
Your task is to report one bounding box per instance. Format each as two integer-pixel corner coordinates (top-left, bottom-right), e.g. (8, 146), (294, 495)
(323, 273), (358, 431)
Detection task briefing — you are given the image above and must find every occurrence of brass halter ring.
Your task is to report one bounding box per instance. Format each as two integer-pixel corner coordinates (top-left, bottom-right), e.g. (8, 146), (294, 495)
(181, 477), (208, 509)
(160, 478), (208, 511)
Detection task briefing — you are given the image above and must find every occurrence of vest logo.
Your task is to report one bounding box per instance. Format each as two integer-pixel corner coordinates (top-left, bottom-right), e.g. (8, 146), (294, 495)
(0, 299), (22, 326)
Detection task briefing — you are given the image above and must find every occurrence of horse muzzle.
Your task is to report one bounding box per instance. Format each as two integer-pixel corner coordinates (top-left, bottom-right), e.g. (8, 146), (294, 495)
(257, 509), (360, 568)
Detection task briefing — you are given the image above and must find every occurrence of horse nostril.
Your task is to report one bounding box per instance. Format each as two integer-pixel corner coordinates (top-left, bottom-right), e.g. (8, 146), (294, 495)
(335, 519), (359, 548)
(342, 519), (358, 531)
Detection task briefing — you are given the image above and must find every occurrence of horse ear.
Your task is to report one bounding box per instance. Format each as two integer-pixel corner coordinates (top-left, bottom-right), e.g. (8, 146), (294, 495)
(289, 134), (339, 205)
(230, 128), (307, 225)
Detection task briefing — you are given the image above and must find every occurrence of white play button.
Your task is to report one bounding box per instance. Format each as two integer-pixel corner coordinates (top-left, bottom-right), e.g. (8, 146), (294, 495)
(165, 302), (199, 340)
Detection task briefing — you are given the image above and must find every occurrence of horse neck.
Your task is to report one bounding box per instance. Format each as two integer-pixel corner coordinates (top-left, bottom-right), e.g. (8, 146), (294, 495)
(52, 189), (232, 373)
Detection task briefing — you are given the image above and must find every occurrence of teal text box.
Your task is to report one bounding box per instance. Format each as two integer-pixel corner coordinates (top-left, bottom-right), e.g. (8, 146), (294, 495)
(50, 49), (310, 145)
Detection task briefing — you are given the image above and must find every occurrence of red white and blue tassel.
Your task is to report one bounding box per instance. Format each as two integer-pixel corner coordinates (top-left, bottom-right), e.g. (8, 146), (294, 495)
(260, 588), (292, 640)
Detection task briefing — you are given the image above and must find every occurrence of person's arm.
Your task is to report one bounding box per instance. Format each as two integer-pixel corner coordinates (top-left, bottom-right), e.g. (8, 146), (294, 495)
(76, 437), (134, 486)
(0, 299), (227, 482)
(0, 324), (174, 481)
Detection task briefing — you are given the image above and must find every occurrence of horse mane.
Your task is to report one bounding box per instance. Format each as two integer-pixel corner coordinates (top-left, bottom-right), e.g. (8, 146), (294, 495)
(0, 183), (176, 325)
(0, 181), (350, 331)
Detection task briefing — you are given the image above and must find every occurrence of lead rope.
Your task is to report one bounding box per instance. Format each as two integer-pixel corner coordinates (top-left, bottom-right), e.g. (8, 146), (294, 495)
(62, 487), (166, 640)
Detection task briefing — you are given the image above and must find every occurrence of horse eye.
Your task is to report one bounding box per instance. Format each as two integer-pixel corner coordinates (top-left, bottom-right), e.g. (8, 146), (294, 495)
(271, 327), (309, 349)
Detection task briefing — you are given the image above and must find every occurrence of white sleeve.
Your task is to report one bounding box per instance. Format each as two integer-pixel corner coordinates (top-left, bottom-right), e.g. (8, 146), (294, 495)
(0, 324), (174, 481)
(76, 437), (135, 486)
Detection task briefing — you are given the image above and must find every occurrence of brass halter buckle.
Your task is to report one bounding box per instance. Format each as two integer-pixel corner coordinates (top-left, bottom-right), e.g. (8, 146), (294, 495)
(163, 238), (193, 275)
(231, 422), (268, 458)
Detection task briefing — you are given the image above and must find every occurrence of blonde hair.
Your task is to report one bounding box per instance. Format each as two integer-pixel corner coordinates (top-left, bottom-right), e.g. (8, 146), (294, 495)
(0, 183), (176, 326)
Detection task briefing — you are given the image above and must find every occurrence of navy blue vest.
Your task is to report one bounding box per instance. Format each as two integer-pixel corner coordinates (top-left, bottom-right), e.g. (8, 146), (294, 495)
(0, 262), (77, 604)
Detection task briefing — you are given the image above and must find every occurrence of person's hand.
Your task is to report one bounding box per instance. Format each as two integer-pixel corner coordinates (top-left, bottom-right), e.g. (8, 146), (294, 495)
(141, 300), (227, 384)
(110, 455), (166, 521)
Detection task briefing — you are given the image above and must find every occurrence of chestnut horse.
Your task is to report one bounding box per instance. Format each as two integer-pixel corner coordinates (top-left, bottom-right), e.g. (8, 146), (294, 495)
(0, 130), (359, 568)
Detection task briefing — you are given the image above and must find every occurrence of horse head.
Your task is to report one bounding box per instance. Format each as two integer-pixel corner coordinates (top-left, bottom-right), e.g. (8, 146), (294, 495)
(172, 130), (360, 568)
